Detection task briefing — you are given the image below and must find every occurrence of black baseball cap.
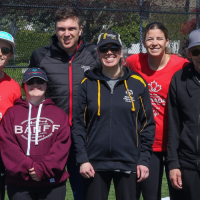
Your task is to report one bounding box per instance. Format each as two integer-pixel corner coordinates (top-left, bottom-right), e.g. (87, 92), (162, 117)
(97, 30), (122, 47)
(23, 68), (49, 83)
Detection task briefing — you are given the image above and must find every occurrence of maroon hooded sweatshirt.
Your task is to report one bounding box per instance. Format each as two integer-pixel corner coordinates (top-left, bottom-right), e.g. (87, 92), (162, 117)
(0, 98), (71, 187)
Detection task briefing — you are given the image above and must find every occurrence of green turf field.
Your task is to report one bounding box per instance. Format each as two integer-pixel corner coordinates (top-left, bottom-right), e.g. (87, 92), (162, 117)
(5, 172), (169, 200)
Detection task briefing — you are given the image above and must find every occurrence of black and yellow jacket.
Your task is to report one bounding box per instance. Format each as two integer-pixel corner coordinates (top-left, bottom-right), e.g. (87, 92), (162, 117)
(72, 66), (155, 171)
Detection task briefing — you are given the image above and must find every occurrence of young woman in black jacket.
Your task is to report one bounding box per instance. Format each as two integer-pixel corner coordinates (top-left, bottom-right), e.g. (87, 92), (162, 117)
(72, 30), (155, 200)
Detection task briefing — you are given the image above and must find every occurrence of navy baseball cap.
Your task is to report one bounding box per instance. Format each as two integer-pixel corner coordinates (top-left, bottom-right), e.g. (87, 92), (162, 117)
(97, 30), (122, 47)
(23, 68), (49, 83)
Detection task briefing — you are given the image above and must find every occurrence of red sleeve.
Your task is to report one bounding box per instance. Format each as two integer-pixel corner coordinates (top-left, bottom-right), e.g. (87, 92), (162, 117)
(13, 82), (21, 101)
(33, 112), (71, 180)
(0, 109), (33, 180)
(126, 54), (139, 72)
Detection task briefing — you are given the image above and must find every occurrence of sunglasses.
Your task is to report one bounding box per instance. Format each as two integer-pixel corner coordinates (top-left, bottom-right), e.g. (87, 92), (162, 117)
(191, 48), (200, 57)
(26, 78), (46, 85)
(1, 47), (12, 55)
(98, 45), (121, 53)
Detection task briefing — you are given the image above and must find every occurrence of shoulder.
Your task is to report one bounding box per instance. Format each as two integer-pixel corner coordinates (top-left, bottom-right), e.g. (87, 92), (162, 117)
(3, 73), (20, 88)
(128, 71), (147, 88)
(172, 62), (190, 80)
(170, 54), (189, 66)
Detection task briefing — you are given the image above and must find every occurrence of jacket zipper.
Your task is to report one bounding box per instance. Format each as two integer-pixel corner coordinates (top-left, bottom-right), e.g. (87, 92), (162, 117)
(197, 114), (200, 168)
(69, 61), (73, 126)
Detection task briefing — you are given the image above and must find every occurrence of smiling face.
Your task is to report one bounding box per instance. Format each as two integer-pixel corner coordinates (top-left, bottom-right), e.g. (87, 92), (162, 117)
(143, 29), (169, 58)
(0, 39), (12, 69)
(97, 43), (123, 69)
(55, 17), (82, 55)
(24, 78), (47, 100)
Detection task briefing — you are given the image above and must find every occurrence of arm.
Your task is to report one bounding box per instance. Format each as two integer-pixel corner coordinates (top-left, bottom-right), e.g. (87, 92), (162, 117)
(167, 76), (182, 189)
(137, 85), (155, 181)
(13, 83), (21, 100)
(33, 112), (71, 180)
(0, 110), (33, 180)
(138, 85), (155, 168)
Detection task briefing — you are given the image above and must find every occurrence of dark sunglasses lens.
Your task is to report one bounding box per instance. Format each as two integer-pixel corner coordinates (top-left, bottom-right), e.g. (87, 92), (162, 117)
(1, 47), (11, 55)
(110, 46), (121, 52)
(191, 49), (200, 56)
(27, 78), (45, 85)
(99, 46), (108, 53)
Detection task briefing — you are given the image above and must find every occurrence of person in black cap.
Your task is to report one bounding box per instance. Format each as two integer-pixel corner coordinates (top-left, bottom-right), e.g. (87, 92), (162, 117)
(72, 30), (155, 200)
(167, 29), (200, 200)
(0, 68), (71, 200)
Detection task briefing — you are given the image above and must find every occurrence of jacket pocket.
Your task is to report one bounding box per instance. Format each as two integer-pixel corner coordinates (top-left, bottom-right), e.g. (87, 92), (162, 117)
(111, 125), (139, 164)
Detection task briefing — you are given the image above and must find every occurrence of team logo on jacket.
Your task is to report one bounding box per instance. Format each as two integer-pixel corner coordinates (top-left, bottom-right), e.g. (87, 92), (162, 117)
(123, 89), (135, 102)
(14, 117), (60, 142)
(81, 65), (90, 72)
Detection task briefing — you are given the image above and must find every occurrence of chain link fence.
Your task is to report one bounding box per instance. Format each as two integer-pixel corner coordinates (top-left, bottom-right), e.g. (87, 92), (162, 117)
(1, 0), (200, 85)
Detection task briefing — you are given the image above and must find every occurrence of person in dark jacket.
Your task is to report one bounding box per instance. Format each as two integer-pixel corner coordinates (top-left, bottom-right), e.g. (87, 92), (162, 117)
(167, 29), (200, 200)
(29, 7), (97, 200)
(72, 30), (155, 200)
(0, 68), (71, 200)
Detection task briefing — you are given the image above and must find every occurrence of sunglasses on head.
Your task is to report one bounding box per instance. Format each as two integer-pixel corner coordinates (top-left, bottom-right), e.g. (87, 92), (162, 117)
(191, 48), (200, 57)
(1, 47), (12, 55)
(26, 78), (46, 85)
(98, 45), (121, 53)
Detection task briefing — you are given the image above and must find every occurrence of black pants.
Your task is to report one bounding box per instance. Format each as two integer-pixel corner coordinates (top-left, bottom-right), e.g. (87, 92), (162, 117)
(137, 152), (184, 200)
(7, 183), (66, 200)
(181, 168), (200, 200)
(83, 171), (137, 200)
(0, 156), (5, 200)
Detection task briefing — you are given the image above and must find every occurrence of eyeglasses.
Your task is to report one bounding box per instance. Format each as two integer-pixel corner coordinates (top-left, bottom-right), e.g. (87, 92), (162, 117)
(1, 47), (12, 55)
(191, 48), (200, 57)
(98, 45), (121, 53)
(26, 78), (46, 85)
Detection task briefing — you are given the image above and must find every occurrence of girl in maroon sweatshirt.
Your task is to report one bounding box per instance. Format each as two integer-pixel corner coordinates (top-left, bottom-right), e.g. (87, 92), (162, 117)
(0, 68), (71, 200)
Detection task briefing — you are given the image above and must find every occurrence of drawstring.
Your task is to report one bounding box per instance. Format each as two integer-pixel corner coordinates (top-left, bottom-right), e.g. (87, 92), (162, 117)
(124, 80), (135, 111)
(27, 103), (32, 156)
(35, 104), (43, 145)
(26, 103), (43, 156)
(97, 80), (100, 116)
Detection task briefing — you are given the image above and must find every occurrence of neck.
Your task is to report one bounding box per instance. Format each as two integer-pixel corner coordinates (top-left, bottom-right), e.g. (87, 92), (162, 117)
(148, 53), (170, 71)
(102, 65), (122, 79)
(26, 96), (46, 106)
(58, 42), (78, 56)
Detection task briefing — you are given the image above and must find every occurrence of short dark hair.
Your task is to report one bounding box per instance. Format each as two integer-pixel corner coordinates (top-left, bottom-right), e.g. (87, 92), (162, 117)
(55, 7), (82, 27)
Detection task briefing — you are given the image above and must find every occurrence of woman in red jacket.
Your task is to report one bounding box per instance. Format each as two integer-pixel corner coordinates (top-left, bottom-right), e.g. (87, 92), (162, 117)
(0, 68), (71, 200)
(126, 22), (189, 200)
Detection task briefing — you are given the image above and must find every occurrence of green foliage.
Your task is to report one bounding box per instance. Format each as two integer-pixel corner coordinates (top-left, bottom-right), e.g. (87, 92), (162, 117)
(13, 30), (53, 65)
(112, 14), (146, 48)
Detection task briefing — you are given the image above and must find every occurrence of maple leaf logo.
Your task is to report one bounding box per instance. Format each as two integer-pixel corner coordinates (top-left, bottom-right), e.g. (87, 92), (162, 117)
(148, 80), (162, 92)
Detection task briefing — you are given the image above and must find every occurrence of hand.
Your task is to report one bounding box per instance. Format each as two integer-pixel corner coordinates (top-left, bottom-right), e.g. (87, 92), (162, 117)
(169, 169), (182, 189)
(80, 162), (95, 179)
(29, 167), (41, 181)
(137, 165), (149, 182)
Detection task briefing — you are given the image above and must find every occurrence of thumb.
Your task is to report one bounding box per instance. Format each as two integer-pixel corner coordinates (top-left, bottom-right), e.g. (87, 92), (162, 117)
(177, 174), (182, 187)
(137, 166), (140, 178)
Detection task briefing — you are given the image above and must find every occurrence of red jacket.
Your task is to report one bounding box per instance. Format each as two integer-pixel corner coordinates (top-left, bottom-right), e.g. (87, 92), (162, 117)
(0, 98), (71, 187)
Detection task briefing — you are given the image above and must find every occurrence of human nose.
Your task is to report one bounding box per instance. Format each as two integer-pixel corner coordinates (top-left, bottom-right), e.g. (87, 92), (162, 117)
(64, 30), (70, 36)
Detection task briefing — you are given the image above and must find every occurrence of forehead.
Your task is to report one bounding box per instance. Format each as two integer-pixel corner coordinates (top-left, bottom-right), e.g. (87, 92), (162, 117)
(0, 39), (11, 48)
(56, 17), (80, 28)
(145, 29), (165, 38)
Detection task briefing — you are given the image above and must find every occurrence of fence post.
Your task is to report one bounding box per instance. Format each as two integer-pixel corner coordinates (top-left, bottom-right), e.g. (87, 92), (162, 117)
(197, 0), (199, 29)
(139, 0), (143, 52)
